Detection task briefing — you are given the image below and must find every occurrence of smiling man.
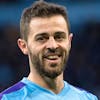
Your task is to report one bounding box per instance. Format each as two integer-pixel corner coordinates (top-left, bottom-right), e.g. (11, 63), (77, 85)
(0, 0), (98, 100)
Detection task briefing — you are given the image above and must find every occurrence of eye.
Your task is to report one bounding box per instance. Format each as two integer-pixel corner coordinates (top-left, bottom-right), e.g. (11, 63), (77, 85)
(55, 35), (63, 40)
(35, 35), (49, 42)
(36, 36), (44, 41)
(54, 32), (66, 41)
(54, 34), (65, 41)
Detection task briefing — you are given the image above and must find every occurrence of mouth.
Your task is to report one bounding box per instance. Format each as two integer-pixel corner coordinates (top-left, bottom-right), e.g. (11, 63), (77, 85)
(43, 54), (62, 64)
(44, 55), (59, 60)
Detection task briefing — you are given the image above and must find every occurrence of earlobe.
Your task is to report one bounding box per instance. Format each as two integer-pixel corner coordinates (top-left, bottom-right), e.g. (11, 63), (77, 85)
(68, 33), (73, 49)
(17, 38), (28, 55)
(69, 33), (73, 43)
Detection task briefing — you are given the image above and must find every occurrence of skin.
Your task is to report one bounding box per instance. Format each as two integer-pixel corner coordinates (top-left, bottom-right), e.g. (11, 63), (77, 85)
(18, 15), (73, 94)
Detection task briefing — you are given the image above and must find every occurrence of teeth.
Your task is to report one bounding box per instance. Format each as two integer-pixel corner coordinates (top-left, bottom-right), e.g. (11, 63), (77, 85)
(47, 56), (58, 59)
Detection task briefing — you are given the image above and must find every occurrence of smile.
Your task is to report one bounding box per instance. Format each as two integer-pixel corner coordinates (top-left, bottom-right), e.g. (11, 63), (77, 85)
(43, 54), (62, 65)
(45, 55), (59, 60)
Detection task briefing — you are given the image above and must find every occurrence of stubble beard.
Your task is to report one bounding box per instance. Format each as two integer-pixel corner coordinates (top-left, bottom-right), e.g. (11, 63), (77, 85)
(29, 48), (69, 79)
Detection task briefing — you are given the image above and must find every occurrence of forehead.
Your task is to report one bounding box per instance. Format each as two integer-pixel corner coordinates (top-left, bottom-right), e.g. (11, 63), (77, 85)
(29, 15), (68, 36)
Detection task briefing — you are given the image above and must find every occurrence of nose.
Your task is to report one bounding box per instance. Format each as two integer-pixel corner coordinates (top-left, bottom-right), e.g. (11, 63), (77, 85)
(46, 37), (58, 49)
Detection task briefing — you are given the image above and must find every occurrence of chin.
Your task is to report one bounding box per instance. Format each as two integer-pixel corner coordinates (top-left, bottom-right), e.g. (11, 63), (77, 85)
(42, 66), (63, 79)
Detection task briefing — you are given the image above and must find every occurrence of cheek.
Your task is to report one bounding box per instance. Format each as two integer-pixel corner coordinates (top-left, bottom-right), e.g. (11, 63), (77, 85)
(64, 40), (71, 50)
(60, 42), (69, 50)
(28, 43), (42, 53)
(30, 45), (45, 60)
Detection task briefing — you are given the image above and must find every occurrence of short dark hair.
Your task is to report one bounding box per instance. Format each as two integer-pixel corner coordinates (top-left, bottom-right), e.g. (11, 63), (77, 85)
(20, 0), (70, 40)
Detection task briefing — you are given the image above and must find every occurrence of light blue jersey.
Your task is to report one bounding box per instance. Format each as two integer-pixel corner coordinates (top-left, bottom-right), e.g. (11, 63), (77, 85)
(0, 77), (98, 100)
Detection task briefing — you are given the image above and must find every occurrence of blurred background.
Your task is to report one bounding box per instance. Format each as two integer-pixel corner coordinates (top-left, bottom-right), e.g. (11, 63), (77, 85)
(0, 0), (100, 99)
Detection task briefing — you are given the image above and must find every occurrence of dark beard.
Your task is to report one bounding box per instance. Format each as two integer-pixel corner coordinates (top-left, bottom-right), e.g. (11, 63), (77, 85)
(29, 48), (69, 79)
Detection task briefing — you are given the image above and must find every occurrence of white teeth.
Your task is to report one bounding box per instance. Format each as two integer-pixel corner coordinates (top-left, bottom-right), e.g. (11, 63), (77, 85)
(47, 56), (58, 59)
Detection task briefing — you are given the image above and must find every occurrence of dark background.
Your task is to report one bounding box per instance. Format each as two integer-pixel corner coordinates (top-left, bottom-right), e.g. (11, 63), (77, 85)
(0, 0), (100, 99)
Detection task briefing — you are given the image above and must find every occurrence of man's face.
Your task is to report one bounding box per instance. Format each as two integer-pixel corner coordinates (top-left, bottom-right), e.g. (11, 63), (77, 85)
(26, 15), (72, 78)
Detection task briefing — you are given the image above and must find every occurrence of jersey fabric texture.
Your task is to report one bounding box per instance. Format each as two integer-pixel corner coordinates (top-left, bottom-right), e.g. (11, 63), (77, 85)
(0, 77), (98, 100)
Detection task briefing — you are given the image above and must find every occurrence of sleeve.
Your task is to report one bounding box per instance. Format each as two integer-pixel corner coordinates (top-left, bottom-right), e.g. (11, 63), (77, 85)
(84, 91), (99, 100)
(0, 94), (9, 100)
(92, 95), (98, 100)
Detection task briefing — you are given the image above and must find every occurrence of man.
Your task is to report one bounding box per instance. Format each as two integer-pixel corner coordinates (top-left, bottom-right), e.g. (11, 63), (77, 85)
(0, 0), (98, 100)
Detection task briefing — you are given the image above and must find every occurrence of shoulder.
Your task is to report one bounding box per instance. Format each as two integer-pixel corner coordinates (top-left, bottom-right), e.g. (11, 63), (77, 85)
(0, 81), (26, 100)
(65, 81), (98, 100)
(0, 77), (40, 100)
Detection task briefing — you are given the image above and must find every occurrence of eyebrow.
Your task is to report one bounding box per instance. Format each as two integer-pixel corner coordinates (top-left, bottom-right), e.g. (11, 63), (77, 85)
(35, 32), (48, 37)
(35, 31), (67, 37)
(55, 31), (66, 35)
(54, 31), (67, 37)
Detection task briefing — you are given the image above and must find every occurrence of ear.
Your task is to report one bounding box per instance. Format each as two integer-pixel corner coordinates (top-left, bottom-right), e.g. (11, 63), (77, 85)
(68, 33), (73, 50)
(17, 38), (28, 55)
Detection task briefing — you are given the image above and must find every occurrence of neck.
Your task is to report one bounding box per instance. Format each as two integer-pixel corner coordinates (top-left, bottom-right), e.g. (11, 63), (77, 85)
(27, 71), (64, 94)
